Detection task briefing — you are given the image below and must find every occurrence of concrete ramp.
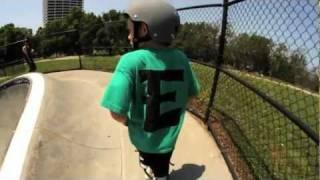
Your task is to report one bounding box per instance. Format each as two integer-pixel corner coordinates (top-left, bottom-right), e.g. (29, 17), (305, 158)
(0, 70), (232, 180)
(0, 81), (29, 168)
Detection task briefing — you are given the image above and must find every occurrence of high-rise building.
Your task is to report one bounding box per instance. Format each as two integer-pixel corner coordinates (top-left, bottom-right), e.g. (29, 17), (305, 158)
(43, 0), (83, 24)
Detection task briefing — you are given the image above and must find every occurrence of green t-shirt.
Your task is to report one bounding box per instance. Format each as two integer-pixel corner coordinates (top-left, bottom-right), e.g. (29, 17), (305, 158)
(101, 48), (200, 153)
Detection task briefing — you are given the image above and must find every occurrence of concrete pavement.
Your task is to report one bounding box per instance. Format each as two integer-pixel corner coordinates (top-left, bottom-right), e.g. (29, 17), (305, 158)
(20, 70), (232, 180)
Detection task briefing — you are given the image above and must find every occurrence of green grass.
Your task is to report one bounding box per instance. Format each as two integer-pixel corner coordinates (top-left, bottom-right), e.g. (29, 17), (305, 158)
(231, 70), (319, 133)
(0, 55), (119, 84)
(37, 58), (80, 73)
(0, 76), (12, 84)
(190, 63), (319, 179)
(81, 55), (119, 71)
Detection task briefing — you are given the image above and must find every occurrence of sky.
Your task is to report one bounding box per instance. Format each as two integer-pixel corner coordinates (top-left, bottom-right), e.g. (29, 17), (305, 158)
(176, 0), (319, 67)
(0, 0), (318, 67)
(225, 0), (319, 68)
(0, 0), (218, 33)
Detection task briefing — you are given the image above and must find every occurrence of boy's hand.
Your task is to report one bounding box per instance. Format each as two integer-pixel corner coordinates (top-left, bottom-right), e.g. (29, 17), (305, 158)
(110, 111), (128, 126)
(187, 96), (196, 106)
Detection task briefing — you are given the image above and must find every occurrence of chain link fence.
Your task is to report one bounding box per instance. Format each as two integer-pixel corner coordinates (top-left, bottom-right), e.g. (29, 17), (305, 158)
(178, 0), (319, 179)
(174, 4), (222, 116)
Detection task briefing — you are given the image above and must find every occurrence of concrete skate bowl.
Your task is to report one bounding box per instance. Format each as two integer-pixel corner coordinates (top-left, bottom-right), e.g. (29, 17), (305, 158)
(0, 71), (116, 180)
(0, 78), (30, 168)
(0, 70), (232, 180)
(0, 73), (45, 180)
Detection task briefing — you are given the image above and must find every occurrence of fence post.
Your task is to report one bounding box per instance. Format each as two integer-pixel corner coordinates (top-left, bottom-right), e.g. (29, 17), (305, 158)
(204, 0), (229, 122)
(77, 21), (82, 70)
(78, 30), (82, 70)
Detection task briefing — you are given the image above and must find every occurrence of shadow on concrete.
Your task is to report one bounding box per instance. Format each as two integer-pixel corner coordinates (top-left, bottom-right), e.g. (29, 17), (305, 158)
(170, 164), (206, 180)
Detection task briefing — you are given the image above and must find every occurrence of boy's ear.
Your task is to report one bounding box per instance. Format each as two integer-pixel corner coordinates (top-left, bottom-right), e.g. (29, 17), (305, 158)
(140, 23), (149, 37)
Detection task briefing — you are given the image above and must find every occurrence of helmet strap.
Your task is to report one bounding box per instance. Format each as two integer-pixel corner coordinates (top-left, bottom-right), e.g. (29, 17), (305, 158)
(133, 22), (140, 49)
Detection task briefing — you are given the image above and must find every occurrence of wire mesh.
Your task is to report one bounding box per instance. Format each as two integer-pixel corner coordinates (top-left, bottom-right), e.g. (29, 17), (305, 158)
(175, 6), (222, 63)
(214, 72), (318, 179)
(225, 0), (319, 135)
(188, 62), (216, 118)
(176, 5), (224, 121)
(0, 41), (28, 77)
(178, 1), (319, 179)
(217, 0), (318, 179)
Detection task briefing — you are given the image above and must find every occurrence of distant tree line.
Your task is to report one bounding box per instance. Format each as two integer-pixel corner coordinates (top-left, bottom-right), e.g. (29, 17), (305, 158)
(174, 22), (318, 91)
(32, 8), (129, 57)
(0, 8), (128, 63)
(0, 24), (32, 62)
(0, 8), (318, 91)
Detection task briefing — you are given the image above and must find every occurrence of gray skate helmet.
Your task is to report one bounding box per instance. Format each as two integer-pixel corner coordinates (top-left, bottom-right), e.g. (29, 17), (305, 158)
(125, 0), (180, 47)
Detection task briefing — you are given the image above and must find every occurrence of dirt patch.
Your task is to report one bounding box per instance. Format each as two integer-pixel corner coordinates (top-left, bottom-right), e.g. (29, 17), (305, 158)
(188, 99), (255, 180)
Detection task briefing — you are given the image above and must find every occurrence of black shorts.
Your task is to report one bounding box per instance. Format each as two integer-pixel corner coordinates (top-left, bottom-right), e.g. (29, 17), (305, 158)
(139, 150), (173, 178)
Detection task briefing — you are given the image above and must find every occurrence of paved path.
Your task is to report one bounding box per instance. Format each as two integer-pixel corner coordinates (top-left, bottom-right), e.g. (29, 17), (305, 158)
(21, 70), (232, 180)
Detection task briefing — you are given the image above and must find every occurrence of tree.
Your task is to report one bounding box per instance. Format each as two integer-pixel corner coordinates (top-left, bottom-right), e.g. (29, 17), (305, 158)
(79, 13), (103, 53)
(35, 8), (129, 56)
(174, 22), (220, 62)
(269, 43), (288, 76)
(225, 33), (273, 74)
(100, 10), (128, 54)
(0, 24), (32, 62)
(37, 19), (67, 56)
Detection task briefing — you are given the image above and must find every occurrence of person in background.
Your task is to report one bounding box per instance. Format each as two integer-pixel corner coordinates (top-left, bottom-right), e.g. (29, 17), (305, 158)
(22, 37), (36, 72)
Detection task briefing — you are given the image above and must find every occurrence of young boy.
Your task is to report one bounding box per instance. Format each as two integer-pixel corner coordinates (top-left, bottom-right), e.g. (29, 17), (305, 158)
(100, 0), (200, 179)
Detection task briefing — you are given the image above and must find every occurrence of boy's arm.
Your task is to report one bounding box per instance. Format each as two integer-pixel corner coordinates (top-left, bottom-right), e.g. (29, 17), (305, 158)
(101, 53), (135, 126)
(187, 96), (197, 106)
(22, 46), (29, 60)
(187, 64), (200, 98)
(188, 96), (196, 101)
(109, 111), (127, 126)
